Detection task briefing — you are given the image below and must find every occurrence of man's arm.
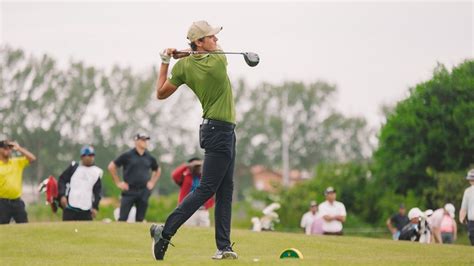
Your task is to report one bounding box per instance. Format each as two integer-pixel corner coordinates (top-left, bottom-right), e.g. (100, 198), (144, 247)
(156, 48), (186, 100)
(171, 164), (188, 186)
(10, 142), (36, 162)
(91, 177), (102, 218)
(147, 167), (161, 190)
(459, 209), (467, 224)
(386, 217), (396, 234)
(453, 219), (457, 241)
(107, 161), (128, 191)
(460, 191), (468, 224)
(335, 215), (346, 222)
(58, 162), (77, 208)
(432, 227), (442, 243)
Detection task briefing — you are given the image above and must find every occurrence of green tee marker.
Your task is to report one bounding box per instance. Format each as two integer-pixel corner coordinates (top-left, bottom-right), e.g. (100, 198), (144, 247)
(280, 248), (304, 259)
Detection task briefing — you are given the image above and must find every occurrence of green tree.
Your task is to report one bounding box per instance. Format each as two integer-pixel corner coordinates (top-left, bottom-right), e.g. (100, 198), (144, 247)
(233, 81), (373, 197)
(373, 60), (474, 201)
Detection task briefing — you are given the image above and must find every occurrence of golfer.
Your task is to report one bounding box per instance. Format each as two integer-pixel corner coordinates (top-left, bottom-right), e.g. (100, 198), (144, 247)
(0, 140), (36, 224)
(108, 133), (160, 222)
(150, 20), (238, 260)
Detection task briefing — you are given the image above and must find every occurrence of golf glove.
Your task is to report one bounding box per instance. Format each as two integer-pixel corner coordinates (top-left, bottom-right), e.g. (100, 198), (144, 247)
(160, 49), (171, 64)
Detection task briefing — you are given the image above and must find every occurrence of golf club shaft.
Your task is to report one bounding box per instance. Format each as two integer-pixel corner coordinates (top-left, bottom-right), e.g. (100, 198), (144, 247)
(174, 51), (243, 55)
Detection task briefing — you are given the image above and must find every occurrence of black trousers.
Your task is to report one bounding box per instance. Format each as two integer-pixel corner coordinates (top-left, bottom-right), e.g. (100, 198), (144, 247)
(163, 121), (236, 250)
(119, 188), (151, 222)
(63, 208), (92, 221)
(0, 198), (28, 224)
(468, 220), (474, 246)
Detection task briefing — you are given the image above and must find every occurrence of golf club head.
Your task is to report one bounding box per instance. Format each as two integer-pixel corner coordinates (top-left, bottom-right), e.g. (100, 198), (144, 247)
(243, 52), (259, 67)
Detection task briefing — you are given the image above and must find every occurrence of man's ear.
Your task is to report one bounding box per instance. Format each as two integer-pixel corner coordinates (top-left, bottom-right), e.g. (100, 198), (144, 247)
(195, 40), (203, 48)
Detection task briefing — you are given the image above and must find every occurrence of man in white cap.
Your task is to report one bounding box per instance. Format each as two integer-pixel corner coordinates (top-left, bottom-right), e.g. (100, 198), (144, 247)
(300, 200), (319, 235)
(460, 169), (474, 245)
(318, 187), (346, 235)
(151, 20), (238, 260)
(429, 203), (457, 244)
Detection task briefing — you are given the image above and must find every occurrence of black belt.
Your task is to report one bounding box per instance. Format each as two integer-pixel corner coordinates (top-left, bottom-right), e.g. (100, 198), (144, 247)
(0, 198), (21, 202)
(202, 118), (236, 129)
(128, 184), (147, 190)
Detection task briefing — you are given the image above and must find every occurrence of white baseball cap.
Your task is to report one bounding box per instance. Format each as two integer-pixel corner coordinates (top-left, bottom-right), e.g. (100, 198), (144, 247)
(466, 169), (474, 180)
(444, 203), (455, 218)
(187, 21), (222, 42)
(408, 207), (423, 220)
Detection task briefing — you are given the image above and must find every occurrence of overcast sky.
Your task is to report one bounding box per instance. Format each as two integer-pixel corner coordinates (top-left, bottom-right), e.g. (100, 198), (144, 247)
(1, 1), (473, 128)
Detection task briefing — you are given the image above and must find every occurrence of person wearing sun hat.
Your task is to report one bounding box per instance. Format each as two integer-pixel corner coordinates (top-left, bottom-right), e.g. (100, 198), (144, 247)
(460, 169), (474, 245)
(429, 203), (457, 244)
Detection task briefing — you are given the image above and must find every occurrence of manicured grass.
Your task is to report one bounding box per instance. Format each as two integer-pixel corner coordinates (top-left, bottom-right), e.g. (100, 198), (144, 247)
(0, 222), (472, 265)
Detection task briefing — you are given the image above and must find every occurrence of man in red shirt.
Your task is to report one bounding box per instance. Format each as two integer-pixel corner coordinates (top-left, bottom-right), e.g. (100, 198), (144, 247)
(172, 157), (214, 227)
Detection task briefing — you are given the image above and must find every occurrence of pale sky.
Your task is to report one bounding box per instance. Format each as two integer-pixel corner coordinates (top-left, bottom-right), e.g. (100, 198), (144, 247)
(1, 1), (473, 128)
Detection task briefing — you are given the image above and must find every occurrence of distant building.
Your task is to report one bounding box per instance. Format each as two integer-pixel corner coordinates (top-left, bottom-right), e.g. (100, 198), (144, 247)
(251, 165), (310, 192)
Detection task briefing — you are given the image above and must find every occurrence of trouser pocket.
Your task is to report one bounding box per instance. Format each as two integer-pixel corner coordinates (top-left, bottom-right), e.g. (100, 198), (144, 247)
(199, 124), (234, 155)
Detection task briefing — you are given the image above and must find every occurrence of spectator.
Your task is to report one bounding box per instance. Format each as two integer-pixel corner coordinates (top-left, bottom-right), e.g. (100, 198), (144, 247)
(108, 133), (161, 222)
(311, 210), (324, 235)
(439, 204), (457, 244)
(399, 207), (423, 241)
(319, 187), (346, 235)
(58, 145), (103, 221)
(429, 204), (457, 244)
(172, 157), (214, 227)
(0, 140), (36, 224)
(460, 169), (474, 246)
(300, 201), (318, 235)
(386, 204), (409, 240)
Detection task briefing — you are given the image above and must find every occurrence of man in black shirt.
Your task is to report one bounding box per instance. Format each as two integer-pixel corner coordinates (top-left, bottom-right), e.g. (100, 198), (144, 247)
(108, 133), (161, 222)
(386, 204), (410, 240)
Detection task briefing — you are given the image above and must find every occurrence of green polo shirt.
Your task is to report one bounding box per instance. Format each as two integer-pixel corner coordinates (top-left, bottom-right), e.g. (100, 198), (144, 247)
(169, 53), (236, 124)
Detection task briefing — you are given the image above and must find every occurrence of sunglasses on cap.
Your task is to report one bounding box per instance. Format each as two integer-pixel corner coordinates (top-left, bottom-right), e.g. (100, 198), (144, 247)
(0, 142), (14, 149)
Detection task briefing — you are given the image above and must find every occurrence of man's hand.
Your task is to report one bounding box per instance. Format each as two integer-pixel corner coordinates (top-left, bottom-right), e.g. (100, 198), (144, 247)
(7, 141), (20, 151)
(173, 48), (191, 59)
(187, 160), (203, 169)
(146, 181), (155, 191)
(160, 48), (184, 64)
(60, 196), (68, 208)
(116, 181), (129, 191)
(91, 209), (98, 219)
(160, 49), (172, 64)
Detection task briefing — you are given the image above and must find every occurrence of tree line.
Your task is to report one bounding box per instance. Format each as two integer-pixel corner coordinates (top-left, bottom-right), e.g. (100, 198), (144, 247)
(0, 45), (371, 197)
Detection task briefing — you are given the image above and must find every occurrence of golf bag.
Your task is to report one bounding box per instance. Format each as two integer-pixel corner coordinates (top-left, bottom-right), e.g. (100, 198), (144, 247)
(39, 161), (78, 213)
(251, 202), (280, 232)
(399, 223), (420, 241)
(399, 216), (431, 243)
(38, 175), (59, 213)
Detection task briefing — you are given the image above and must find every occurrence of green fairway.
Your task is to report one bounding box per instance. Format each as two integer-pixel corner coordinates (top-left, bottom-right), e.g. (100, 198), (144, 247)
(0, 222), (472, 265)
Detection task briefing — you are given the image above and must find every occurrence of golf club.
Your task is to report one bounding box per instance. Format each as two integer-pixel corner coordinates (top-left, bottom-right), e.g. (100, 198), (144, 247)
(173, 51), (260, 67)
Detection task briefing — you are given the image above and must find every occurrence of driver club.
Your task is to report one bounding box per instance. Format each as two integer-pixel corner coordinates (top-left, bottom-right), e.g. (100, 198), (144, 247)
(173, 51), (260, 67)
